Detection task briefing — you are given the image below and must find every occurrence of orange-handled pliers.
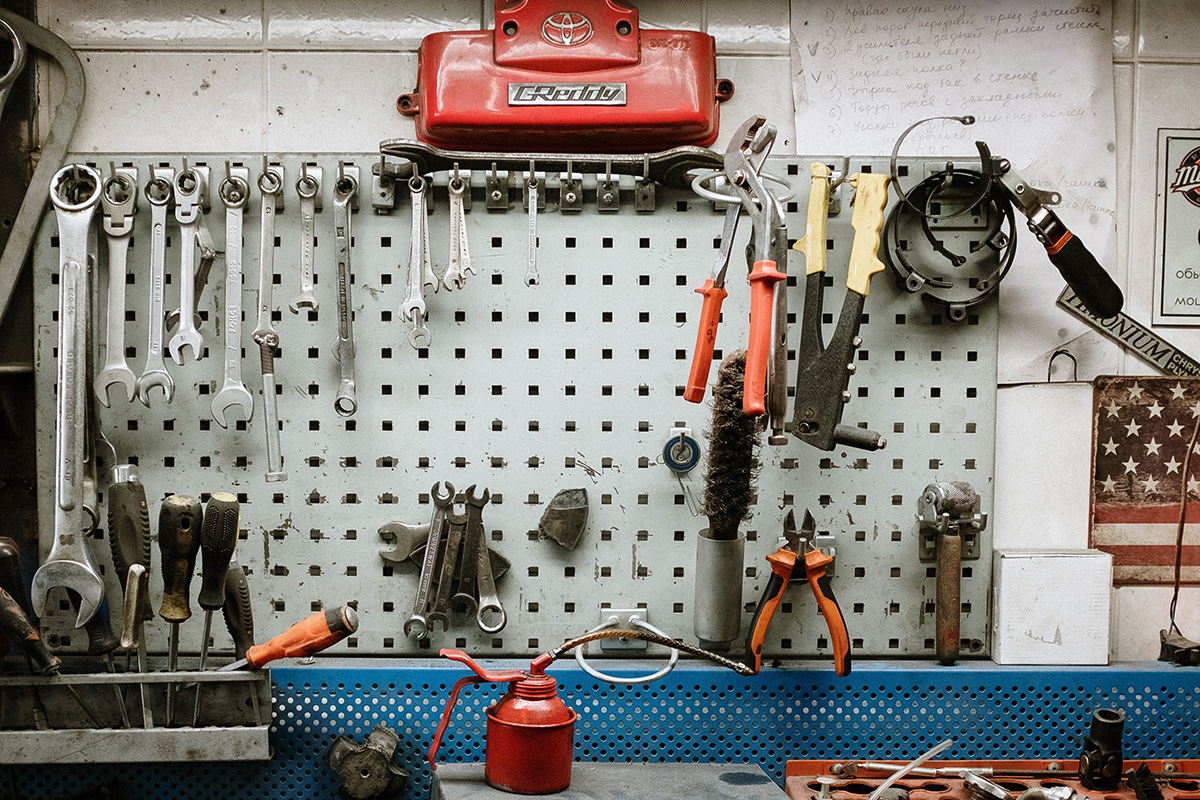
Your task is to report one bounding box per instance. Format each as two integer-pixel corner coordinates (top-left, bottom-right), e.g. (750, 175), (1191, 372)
(683, 114), (777, 406)
(745, 509), (851, 676)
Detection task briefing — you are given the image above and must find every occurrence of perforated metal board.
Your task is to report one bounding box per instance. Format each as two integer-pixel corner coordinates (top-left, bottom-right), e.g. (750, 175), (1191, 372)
(2, 661), (1198, 800)
(33, 154), (997, 661)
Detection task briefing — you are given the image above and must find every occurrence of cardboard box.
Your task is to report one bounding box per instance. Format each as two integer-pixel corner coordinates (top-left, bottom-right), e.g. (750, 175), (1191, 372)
(992, 549), (1112, 665)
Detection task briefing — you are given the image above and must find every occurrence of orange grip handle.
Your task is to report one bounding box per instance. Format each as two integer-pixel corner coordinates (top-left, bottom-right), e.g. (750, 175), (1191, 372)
(744, 260), (785, 415)
(744, 551), (796, 675)
(245, 605), (358, 668)
(804, 551), (851, 677)
(684, 279), (728, 403)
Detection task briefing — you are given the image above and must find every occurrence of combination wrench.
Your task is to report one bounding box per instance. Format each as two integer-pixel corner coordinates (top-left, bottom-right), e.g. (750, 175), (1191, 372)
(442, 175), (474, 291)
(525, 170), (539, 286)
(404, 481), (453, 640)
(428, 507), (466, 632)
(211, 171), (254, 427)
(332, 172), (358, 417)
(401, 175), (432, 349)
(289, 170), (319, 313)
(168, 166), (205, 364)
(31, 164), (105, 627)
(94, 169), (137, 406)
(252, 167), (287, 482)
(135, 172), (174, 406)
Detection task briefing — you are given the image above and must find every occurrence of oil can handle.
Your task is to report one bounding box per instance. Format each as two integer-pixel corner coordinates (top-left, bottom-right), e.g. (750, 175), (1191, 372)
(428, 674), (487, 770)
(441, 648), (528, 682)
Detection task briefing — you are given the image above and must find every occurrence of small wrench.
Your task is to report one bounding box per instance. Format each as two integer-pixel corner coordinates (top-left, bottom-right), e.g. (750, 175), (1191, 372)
(332, 173), (357, 417)
(404, 481), (453, 640)
(135, 173), (174, 406)
(428, 507), (466, 632)
(289, 171), (319, 313)
(401, 175), (431, 349)
(168, 167), (204, 364)
(525, 171), (539, 286)
(253, 167), (287, 482)
(211, 173), (254, 427)
(475, 506), (506, 634)
(32, 165), (105, 627)
(442, 176), (474, 291)
(163, 221), (218, 332)
(94, 171), (137, 406)
(452, 485), (488, 614)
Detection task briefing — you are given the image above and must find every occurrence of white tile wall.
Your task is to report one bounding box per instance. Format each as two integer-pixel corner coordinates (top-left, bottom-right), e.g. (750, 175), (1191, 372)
(29, 1), (1200, 661)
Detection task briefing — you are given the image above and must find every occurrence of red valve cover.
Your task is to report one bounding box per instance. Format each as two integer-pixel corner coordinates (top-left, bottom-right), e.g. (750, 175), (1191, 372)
(398, 1), (732, 153)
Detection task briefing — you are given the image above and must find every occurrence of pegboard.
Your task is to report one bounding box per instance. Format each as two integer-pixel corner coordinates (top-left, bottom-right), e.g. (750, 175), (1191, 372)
(3, 661), (1198, 800)
(32, 153), (997, 662)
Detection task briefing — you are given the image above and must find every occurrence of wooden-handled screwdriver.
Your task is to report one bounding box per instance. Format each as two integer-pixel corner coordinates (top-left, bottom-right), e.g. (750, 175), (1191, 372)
(192, 492), (239, 726)
(157, 494), (202, 727)
(107, 463), (154, 727)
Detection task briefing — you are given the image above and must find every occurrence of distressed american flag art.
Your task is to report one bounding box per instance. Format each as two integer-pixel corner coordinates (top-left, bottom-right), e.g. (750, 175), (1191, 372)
(1092, 376), (1200, 584)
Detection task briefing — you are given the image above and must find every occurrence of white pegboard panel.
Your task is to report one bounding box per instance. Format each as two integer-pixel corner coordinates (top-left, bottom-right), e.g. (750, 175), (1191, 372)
(33, 153), (997, 663)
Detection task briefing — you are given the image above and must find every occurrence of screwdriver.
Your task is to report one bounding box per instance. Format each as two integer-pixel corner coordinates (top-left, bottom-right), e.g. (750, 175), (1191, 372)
(68, 590), (130, 728)
(0, 538), (102, 728)
(219, 605), (358, 671)
(107, 463), (154, 727)
(222, 554), (255, 661)
(119, 563), (153, 727)
(157, 494), (203, 727)
(192, 492), (240, 726)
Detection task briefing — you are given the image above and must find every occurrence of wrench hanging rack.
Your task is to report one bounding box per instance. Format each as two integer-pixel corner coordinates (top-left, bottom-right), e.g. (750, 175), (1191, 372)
(32, 152), (998, 662)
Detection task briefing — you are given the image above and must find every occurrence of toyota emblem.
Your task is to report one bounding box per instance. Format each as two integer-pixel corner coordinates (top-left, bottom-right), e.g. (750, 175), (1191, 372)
(542, 12), (593, 46)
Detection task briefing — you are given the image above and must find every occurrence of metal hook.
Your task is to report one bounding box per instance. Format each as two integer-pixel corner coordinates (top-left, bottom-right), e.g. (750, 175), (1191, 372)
(452, 161), (460, 182)
(642, 154), (650, 182)
(566, 159), (574, 182)
(302, 160), (309, 182)
(528, 159), (536, 184)
(830, 156), (851, 190)
(224, 160), (233, 181)
(261, 154), (269, 177)
(490, 161), (498, 182)
(604, 160), (612, 188)
(337, 159), (345, 183)
(1047, 349), (1078, 382)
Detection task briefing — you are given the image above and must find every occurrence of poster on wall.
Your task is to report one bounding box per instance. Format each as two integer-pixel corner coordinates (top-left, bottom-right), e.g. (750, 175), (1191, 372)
(1091, 375), (1200, 584)
(1153, 129), (1200, 327)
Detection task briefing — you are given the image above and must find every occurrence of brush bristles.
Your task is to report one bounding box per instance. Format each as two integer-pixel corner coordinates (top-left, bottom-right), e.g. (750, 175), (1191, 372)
(702, 350), (763, 540)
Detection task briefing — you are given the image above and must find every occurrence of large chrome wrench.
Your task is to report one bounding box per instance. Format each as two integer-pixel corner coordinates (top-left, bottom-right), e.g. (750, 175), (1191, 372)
(135, 173), (174, 406)
(211, 173), (254, 427)
(94, 170), (137, 406)
(32, 164), (105, 627)
(331, 173), (357, 417)
(168, 167), (204, 364)
(252, 168), (287, 482)
(400, 175), (431, 349)
(404, 481), (453, 640)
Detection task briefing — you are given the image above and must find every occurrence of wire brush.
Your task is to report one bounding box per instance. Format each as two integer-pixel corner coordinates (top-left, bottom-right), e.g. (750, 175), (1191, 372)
(702, 349), (763, 540)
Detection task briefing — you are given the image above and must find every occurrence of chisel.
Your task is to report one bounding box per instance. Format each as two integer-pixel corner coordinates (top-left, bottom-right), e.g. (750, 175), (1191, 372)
(157, 494), (202, 726)
(192, 492), (239, 726)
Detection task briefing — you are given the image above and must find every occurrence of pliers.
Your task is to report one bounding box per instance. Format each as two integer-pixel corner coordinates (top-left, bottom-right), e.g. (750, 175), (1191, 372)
(684, 114), (784, 423)
(745, 509), (851, 676)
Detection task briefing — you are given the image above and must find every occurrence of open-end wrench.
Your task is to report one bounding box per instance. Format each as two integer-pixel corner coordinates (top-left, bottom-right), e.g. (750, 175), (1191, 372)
(404, 481), (453, 640)
(289, 171), (319, 313)
(332, 173), (358, 417)
(136, 173), (174, 406)
(475, 503), (506, 634)
(428, 507), (466, 632)
(401, 175), (431, 349)
(211, 172), (254, 427)
(253, 167), (287, 482)
(163, 220), (218, 333)
(31, 164), (105, 627)
(525, 170), (539, 286)
(94, 169), (137, 406)
(441, 176), (474, 291)
(452, 484), (488, 614)
(168, 166), (204, 364)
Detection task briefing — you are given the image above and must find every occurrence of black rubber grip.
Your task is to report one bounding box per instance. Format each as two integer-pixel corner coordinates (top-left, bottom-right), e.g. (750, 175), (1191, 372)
(198, 493), (240, 610)
(744, 571), (785, 674)
(69, 591), (119, 655)
(1047, 232), (1124, 319)
(222, 560), (255, 660)
(108, 479), (151, 591)
(0, 586), (60, 674)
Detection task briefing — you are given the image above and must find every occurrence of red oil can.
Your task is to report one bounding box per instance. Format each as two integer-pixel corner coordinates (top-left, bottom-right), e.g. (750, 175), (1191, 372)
(429, 649), (577, 794)
(397, 1), (733, 153)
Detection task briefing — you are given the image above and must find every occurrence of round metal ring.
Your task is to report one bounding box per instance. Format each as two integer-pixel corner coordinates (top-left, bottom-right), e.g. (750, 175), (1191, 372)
(690, 169), (795, 204)
(663, 434), (701, 473)
(574, 616), (680, 685)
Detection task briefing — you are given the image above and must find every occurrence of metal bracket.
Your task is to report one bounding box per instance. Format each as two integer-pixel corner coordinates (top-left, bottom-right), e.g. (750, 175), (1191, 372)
(919, 528), (981, 562)
(598, 609), (649, 651)
(485, 164), (509, 212)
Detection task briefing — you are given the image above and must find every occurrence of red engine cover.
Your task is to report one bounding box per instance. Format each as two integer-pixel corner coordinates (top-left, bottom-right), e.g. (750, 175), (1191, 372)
(398, 1), (733, 153)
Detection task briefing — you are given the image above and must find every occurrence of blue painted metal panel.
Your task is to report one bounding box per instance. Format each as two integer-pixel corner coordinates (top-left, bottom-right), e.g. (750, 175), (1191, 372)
(3, 661), (1197, 800)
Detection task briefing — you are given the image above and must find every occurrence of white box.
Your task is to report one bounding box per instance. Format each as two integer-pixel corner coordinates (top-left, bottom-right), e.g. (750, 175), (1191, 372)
(992, 549), (1113, 665)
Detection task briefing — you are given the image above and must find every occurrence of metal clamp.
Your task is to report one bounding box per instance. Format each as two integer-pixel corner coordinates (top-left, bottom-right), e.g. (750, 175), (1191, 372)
(573, 615), (679, 686)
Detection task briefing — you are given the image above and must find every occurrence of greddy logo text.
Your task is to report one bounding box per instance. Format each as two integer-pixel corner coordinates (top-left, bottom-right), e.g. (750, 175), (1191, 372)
(1169, 145), (1200, 208)
(508, 83), (627, 106)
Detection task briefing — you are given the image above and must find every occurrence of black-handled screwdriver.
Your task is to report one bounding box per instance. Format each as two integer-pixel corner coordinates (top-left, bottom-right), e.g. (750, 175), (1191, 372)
(192, 492), (239, 727)
(222, 554), (255, 661)
(157, 494), (202, 727)
(68, 589), (130, 728)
